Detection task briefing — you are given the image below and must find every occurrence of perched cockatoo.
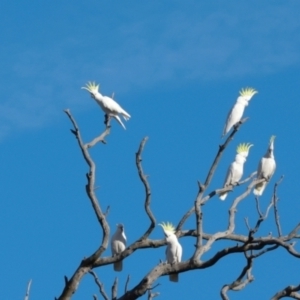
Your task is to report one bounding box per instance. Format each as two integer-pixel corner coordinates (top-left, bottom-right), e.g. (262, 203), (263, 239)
(219, 143), (253, 200)
(111, 224), (127, 271)
(82, 81), (131, 129)
(254, 136), (276, 196)
(222, 88), (258, 137)
(159, 222), (182, 283)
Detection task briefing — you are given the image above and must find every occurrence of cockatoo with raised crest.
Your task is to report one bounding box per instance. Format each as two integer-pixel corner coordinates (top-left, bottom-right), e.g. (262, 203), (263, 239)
(222, 88), (258, 137)
(111, 224), (127, 271)
(254, 136), (276, 196)
(82, 81), (131, 129)
(159, 222), (182, 282)
(219, 143), (253, 200)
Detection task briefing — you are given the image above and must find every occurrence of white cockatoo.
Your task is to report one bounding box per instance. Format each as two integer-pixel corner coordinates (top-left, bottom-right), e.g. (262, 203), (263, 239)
(254, 136), (276, 196)
(111, 224), (127, 271)
(159, 222), (182, 283)
(219, 143), (253, 200)
(222, 88), (258, 137)
(82, 81), (131, 129)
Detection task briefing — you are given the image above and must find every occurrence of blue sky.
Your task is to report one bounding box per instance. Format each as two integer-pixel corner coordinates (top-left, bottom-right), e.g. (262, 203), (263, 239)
(1, 0), (300, 299)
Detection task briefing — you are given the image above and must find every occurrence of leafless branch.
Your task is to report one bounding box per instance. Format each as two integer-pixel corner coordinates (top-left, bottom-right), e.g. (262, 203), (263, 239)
(251, 245), (279, 258)
(254, 196), (263, 218)
(273, 176), (284, 237)
(89, 270), (109, 300)
(221, 256), (254, 300)
(57, 110), (111, 300)
(177, 118), (249, 231)
(271, 283), (300, 299)
(58, 105), (300, 300)
(135, 137), (156, 239)
(93, 295), (98, 300)
(249, 186), (274, 238)
(244, 217), (251, 231)
(112, 277), (118, 300)
(124, 275), (130, 293)
(85, 117), (111, 148)
(24, 279), (32, 300)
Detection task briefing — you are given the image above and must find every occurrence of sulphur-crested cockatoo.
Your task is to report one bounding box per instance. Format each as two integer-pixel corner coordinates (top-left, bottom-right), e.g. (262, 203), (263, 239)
(111, 224), (127, 271)
(219, 143), (253, 200)
(82, 81), (131, 129)
(159, 222), (182, 282)
(222, 88), (258, 137)
(254, 136), (276, 196)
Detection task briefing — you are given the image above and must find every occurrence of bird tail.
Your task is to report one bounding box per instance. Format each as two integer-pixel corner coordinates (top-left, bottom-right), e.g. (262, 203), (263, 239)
(114, 261), (123, 272)
(113, 115), (126, 129)
(121, 110), (131, 120)
(253, 182), (266, 196)
(169, 273), (179, 282)
(219, 193), (228, 201)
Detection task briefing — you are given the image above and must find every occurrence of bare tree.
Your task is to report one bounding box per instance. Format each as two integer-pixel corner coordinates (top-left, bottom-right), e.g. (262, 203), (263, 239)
(54, 109), (300, 300)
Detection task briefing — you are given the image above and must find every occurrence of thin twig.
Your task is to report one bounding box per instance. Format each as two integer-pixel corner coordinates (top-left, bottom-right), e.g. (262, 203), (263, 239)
(124, 275), (130, 293)
(254, 196), (263, 218)
(89, 270), (109, 300)
(273, 176), (284, 237)
(112, 277), (118, 300)
(221, 256), (254, 300)
(135, 137), (156, 239)
(85, 118), (111, 148)
(248, 185), (274, 240)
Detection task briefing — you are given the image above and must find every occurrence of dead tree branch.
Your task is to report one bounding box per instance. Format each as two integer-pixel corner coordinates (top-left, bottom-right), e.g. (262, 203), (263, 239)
(220, 256), (254, 300)
(124, 275), (130, 294)
(57, 110), (111, 300)
(112, 278), (118, 300)
(177, 118), (249, 232)
(89, 271), (109, 300)
(272, 283), (300, 299)
(273, 176), (284, 237)
(135, 137), (156, 239)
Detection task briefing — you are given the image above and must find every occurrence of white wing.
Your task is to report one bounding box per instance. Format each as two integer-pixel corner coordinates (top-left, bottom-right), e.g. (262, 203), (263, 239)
(223, 102), (245, 136)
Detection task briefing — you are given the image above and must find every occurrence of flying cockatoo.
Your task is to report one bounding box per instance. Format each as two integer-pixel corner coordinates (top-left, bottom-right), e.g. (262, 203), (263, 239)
(219, 143), (253, 200)
(82, 81), (131, 129)
(111, 224), (127, 271)
(159, 222), (182, 282)
(222, 88), (258, 137)
(254, 136), (276, 196)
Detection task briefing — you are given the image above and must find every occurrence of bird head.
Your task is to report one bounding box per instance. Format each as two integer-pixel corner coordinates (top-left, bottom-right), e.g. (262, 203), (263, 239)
(236, 143), (253, 158)
(159, 222), (176, 237)
(116, 223), (124, 233)
(81, 81), (100, 98)
(268, 135), (276, 152)
(239, 87), (258, 101)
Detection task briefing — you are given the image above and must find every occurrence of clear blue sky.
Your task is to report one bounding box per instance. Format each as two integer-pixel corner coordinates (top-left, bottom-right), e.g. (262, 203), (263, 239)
(1, 1), (300, 299)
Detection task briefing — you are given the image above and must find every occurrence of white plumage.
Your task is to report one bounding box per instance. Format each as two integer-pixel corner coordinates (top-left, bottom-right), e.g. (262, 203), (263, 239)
(254, 136), (276, 196)
(82, 82), (131, 129)
(111, 224), (127, 271)
(222, 88), (258, 137)
(219, 143), (253, 200)
(159, 222), (182, 282)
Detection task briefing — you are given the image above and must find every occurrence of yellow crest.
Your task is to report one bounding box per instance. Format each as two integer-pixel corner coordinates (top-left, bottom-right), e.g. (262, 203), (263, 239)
(159, 222), (176, 233)
(236, 143), (253, 154)
(239, 87), (258, 98)
(270, 135), (276, 143)
(81, 81), (100, 93)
